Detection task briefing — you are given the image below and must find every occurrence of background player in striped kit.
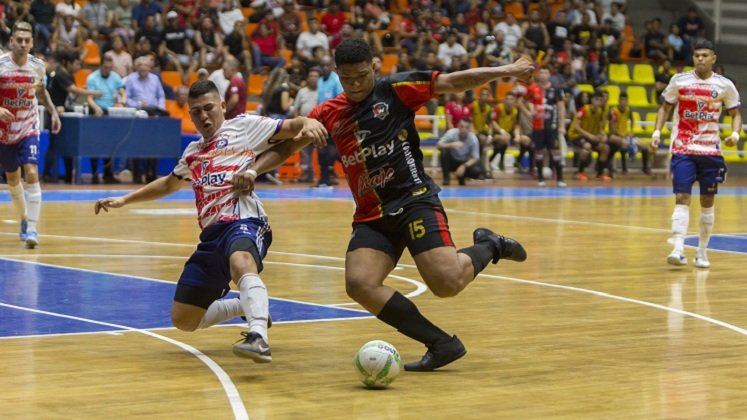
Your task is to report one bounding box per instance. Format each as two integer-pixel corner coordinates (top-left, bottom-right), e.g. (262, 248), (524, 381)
(651, 40), (742, 268)
(0, 22), (61, 248)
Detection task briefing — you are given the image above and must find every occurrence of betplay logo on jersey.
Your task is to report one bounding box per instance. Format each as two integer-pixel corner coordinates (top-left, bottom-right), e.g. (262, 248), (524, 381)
(341, 139), (396, 167)
(372, 102), (389, 120)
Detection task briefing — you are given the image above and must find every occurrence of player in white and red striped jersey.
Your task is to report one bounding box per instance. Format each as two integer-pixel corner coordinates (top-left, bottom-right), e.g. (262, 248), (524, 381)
(94, 80), (327, 362)
(652, 39), (742, 268)
(0, 22), (61, 249)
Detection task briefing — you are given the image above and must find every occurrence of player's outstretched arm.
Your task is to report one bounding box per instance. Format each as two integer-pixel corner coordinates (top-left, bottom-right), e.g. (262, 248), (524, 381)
(433, 57), (534, 94)
(94, 174), (183, 214)
(271, 116), (328, 147)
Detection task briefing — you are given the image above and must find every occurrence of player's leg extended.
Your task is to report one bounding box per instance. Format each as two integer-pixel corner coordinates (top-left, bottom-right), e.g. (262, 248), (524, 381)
(668, 154), (696, 265)
(695, 194), (715, 268)
(230, 248), (272, 363)
(346, 247), (457, 371)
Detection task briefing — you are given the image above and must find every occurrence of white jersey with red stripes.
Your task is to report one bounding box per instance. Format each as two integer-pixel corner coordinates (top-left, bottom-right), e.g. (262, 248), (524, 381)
(662, 71), (740, 156)
(0, 52), (45, 145)
(173, 114), (283, 229)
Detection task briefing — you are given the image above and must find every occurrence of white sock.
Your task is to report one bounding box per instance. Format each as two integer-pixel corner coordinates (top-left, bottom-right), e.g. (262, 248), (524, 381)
(197, 298), (242, 329)
(671, 204), (689, 253)
(238, 273), (269, 342)
(25, 183), (41, 232)
(698, 207), (714, 255)
(8, 183), (27, 221)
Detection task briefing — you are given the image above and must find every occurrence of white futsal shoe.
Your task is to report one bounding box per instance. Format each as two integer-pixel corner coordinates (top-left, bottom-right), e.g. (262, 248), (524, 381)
(667, 250), (687, 266)
(693, 251), (710, 269)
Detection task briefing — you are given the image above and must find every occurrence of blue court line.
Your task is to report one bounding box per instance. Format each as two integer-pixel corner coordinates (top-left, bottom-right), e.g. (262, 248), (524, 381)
(2, 186), (747, 203)
(0, 258), (369, 338)
(685, 234), (747, 254)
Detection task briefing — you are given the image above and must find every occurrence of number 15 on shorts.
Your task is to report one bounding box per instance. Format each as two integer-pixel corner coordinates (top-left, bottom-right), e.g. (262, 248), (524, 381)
(408, 219), (425, 240)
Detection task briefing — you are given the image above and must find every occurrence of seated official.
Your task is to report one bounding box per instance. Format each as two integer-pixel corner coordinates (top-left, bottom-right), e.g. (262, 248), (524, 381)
(437, 118), (484, 186)
(86, 55), (126, 183)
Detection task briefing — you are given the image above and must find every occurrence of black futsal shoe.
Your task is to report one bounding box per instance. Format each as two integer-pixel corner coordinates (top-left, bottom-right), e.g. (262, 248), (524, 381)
(404, 336), (467, 372)
(473, 228), (527, 263)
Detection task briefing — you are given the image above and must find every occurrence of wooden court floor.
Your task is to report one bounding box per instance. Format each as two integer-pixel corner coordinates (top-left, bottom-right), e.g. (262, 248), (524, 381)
(1, 177), (747, 419)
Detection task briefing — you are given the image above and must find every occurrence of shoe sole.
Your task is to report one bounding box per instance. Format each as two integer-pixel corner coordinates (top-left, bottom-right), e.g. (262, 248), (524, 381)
(232, 347), (272, 363)
(666, 255), (687, 266)
(25, 238), (39, 249)
(693, 260), (710, 269)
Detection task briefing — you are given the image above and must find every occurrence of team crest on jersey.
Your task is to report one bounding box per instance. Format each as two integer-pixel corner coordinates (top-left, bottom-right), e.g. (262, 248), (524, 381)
(372, 102), (389, 120)
(215, 134), (230, 149)
(711, 90), (718, 98)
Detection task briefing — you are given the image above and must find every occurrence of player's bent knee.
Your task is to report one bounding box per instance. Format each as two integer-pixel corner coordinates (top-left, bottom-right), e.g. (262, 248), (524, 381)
(171, 314), (200, 332)
(429, 282), (460, 298)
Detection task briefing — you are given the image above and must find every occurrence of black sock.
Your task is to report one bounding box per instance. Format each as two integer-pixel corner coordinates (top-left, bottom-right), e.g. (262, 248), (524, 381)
(578, 156), (589, 173)
(554, 160), (564, 181)
(377, 292), (451, 346)
(641, 149), (650, 170)
(536, 159), (544, 180)
(458, 242), (494, 276)
(518, 145), (528, 164)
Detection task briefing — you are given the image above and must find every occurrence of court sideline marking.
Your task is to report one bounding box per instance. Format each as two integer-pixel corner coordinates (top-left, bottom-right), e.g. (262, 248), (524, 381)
(0, 301), (250, 420)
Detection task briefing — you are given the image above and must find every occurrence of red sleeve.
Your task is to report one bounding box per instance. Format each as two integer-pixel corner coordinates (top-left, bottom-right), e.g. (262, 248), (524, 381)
(390, 71), (439, 112)
(308, 102), (324, 122)
(609, 108), (618, 123)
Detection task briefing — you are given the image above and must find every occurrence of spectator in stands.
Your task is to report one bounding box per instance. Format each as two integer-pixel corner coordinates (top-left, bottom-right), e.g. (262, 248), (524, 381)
(125, 56), (165, 183)
(296, 17), (328, 61)
(678, 7), (705, 45)
(224, 20), (253, 74)
(223, 56), (246, 119)
(50, 10), (84, 54)
(293, 67), (320, 183)
(444, 91), (471, 130)
(30, 0), (55, 53)
(490, 91), (527, 172)
(602, 1), (625, 32)
(644, 18), (669, 61)
(105, 33), (132, 78)
(329, 21), (355, 51)
(568, 90), (610, 182)
(85, 55), (124, 183)
(194, 0), (218, 26)
(437, 30), (467, 69)
(131, 0), (161, 31)
(194, 15), (225, 68)
(217, 0), (244, 35)
(162, 10), (197, 81)
(111, 0), (135, 41)
(314, 55), (343, 188)
(45, 50), (102, 183)
(317, 55), (342, 103)
(392, 51), (413, 73)
(165, 85), (197, 133)
(494, 12), (521, 50)
(586, 38), (608, 86)
(474, 30), (512, 68)
(571, 10), (594, 48)
(597, 18), (622, 61)
(80, 0), (111, 38)
(522, 9), (549, 52)
(134, 14), (162, 53)
(471, 87), (494, 174)
(321, 0), (346, 36)
(608, 92), (650, 175)
(252, 21), (286, 70)
(277, 0), (301, 47)
(547, 10), (571, 51)
(437, 117), (483, 186)
(208, 64), (229, 97)
(667, 23), (686, 62)
(55, 0), (80, 27)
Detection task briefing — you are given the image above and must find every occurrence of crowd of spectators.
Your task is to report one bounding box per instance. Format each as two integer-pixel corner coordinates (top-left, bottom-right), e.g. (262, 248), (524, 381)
(0, 0), (716, 184)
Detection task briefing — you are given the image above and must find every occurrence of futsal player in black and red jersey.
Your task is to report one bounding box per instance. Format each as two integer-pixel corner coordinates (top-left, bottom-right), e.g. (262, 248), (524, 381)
(250, 39), (533, 371)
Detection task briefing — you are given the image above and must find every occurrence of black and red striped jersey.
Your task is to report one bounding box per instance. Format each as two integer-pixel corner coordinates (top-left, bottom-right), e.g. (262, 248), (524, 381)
(308, 71), (441, 222)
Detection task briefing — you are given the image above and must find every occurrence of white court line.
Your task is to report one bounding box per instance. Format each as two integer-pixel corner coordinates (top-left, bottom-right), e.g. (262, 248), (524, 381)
(0, 302), (249, 420)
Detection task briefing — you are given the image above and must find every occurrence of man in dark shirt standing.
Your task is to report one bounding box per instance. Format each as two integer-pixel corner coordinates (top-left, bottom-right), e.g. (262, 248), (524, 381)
(248, 39), (533, 372)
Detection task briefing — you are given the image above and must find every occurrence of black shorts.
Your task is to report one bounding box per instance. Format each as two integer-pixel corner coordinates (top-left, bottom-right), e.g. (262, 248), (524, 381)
(532, 128), (558, 151)
(569, 137), (602, 151)
(347, 196), (455, 263)
(173, 284), (231, 309)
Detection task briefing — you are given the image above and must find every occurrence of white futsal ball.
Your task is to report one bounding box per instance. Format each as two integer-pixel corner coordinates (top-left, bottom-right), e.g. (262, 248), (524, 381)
(354, 340), (402, 388)
(542, 166), (553, 179)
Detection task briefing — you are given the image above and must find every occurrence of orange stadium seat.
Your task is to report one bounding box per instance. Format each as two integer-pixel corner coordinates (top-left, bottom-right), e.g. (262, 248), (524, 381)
(245, 101), (260, 114)
(380, 53), (398, 74)
(278, 49), (293, 68)
(415, 107), (433, 131)
(247, 73), (267, 97)
(74, 68), (92, 87)
(277, 152), (303, 181)
(82, 40), (101, 67)
(161, 70), (182, 90)
(495, 82), (514, 101)
(245, 22), (258, 38)
(504, 1), (524, 19)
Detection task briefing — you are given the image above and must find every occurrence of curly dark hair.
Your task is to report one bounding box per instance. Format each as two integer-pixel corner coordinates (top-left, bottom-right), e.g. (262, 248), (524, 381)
(189, 80), (219, 99)
(334, 39), (373, 67)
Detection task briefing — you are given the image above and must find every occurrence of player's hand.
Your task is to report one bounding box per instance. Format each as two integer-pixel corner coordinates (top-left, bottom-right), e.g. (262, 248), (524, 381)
(509, 57), (534, 83)
(0, 107), (14, 123)
(94, 197), (126, 214)
(50, 113), (61, 134)
(295, 118), (328, 148)
(650, 130), (661, 150)
(232, 169), (257, 193)
(724, 132), (740, 147)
